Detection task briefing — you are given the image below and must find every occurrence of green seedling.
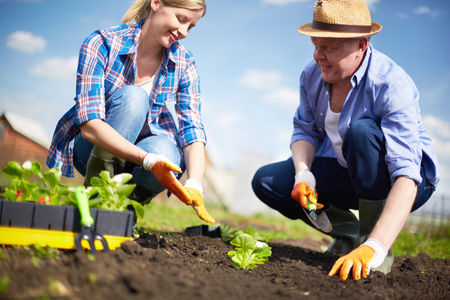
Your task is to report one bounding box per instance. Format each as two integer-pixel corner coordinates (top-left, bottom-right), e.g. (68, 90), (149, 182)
(227, 234), (272, 270)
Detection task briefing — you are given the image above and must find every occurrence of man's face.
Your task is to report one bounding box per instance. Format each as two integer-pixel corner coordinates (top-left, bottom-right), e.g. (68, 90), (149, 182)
(311, 37), (365, 85)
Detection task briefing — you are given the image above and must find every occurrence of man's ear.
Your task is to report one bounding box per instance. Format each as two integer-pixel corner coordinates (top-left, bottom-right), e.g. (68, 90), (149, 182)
(358, 38), (369, 52)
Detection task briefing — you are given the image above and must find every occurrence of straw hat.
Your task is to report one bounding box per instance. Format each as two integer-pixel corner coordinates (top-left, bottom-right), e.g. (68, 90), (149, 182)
(298, 0), (382, 38)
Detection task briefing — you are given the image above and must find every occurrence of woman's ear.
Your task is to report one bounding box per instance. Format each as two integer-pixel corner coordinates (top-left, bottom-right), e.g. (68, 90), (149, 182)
(151, 0), (161, 12)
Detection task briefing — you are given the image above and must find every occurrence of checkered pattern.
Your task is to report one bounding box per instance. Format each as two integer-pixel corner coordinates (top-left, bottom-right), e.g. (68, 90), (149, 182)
(47, 20), (206, 177)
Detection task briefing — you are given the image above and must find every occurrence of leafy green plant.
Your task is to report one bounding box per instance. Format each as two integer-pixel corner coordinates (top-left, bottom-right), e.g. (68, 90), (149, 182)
(0, 276), (11, 294)
(85, 170), (144, 220)
(227, 234), (272, 270)
(0, 161), (70, 205)
(1, 161), (145, 220)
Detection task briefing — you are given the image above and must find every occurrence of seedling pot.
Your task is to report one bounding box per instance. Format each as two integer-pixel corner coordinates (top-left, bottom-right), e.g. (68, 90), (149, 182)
(0, 197), (134, 237)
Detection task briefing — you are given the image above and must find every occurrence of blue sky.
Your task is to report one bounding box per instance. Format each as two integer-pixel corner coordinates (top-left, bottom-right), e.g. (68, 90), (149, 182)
(1, 0), (449, 195)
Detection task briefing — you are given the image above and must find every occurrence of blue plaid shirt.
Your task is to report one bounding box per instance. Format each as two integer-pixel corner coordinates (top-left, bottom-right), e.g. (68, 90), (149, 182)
(292, 45), (440, 187)
(47, 20), (206, 177)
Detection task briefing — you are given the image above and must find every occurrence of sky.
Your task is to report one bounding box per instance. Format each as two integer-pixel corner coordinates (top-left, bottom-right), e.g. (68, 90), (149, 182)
(1, 0), (449, 199)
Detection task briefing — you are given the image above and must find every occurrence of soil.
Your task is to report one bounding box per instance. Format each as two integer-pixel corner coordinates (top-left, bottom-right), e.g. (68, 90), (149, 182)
(1, 230), (449, 300)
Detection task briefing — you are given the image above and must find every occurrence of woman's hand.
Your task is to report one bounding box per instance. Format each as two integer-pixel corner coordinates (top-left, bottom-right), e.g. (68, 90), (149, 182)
(184, 179), (215, 223)
(143, 153), (192, 205)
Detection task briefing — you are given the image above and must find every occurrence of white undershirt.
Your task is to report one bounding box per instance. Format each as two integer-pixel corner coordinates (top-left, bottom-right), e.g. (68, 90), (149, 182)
(325, 102), (348, 168)
(134, 65), (161, 96)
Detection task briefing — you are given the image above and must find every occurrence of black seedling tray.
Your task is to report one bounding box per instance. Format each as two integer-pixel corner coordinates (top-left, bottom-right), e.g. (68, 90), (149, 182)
(0, 197), (134, 237)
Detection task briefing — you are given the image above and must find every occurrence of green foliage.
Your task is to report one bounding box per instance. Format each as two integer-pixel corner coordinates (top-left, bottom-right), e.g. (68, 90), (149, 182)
(0, 248), (7, 261)
(227, 234), (272, 270)
(85, 170), (144, 220)
(88, 272), (98, 284)
(394, 222), (450, 259)
(1, 161), (145, 221)
(0, 276), (11, 294)
(1, 161), (70, 205)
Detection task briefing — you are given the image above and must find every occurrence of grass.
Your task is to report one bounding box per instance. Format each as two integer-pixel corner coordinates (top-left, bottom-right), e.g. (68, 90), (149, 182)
(139, 197), (450, 259)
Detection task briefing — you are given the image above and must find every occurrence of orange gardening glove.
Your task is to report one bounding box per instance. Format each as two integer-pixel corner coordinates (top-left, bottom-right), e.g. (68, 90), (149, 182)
(291, 181), (318, 209)
(328, 238), (388, 280)
(143, 153), (192, 206)
(291, 170), (323, 210)
(185, 187), (216, 224)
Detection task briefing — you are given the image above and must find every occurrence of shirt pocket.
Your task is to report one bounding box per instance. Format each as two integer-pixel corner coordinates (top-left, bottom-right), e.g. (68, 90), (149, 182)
(154, 93), (176, 106)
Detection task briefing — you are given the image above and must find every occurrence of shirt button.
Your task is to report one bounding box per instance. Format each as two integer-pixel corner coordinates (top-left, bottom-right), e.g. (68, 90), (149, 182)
(320, 112), (324, 116)
(326, 91), (329, 96)
(318, 128), (323, 131)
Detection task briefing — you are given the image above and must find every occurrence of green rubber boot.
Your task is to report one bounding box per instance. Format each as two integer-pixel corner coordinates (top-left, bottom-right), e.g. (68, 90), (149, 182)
(324, 205), (360, 254)
(83, 145), (125, 187)
(359, 198), (394, 274)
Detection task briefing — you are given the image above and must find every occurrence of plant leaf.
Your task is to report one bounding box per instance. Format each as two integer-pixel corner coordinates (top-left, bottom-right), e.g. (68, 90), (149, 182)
(116, 184), (136, 198)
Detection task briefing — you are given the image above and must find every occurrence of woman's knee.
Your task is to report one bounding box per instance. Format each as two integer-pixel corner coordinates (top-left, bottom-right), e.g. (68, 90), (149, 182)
(106, 85), (149, 115)
(137, 135), (181, 166)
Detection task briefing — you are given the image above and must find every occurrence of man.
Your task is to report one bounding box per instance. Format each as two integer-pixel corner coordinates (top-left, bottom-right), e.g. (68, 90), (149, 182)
(252, 0), (440, 280)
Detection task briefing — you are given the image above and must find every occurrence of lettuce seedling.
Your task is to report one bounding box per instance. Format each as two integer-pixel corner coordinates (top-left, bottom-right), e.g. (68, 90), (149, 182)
(227, 234), (272, 270)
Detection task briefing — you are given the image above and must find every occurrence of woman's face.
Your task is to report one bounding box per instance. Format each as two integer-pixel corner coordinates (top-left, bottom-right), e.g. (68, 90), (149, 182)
(311, 37), (366, 85)
(149, 0), (204, 48)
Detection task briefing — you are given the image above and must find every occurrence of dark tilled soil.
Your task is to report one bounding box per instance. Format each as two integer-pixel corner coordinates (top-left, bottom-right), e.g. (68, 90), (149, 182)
(1, 232), (449, 300)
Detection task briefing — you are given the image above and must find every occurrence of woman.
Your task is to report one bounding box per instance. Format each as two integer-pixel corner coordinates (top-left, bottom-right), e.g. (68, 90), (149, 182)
(46, 0), (214, 223)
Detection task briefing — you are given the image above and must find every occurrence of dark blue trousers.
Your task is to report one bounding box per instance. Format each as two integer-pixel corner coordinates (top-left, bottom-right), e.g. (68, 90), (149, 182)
(252, 119), (435, 220)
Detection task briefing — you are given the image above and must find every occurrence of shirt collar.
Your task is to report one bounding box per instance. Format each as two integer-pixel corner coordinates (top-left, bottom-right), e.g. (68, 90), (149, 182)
(119, 19), (144, 56)
(352, 44), (372, 86)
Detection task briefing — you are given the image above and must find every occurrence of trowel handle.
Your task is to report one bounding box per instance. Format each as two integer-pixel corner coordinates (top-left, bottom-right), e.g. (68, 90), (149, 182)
(75, 187), (94, 227)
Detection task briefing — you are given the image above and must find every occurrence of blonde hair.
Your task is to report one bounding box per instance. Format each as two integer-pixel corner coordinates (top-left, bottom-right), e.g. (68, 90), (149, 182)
(121, 0), (206, 24)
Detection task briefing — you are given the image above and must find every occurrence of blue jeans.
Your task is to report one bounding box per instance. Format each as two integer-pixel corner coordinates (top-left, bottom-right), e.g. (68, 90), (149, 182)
(252, 119), (435, 220)
(73, 85), (181, 194)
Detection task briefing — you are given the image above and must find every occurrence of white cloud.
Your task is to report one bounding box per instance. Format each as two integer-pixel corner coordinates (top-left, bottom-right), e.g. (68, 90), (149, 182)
(412, 6), (446, 18)
(396, 12), (409, 20)
(29, 56), (78, 81)
(365, 0), (380, 10)
(7, 31), (46, 54)
(240, 69), (298, 109)
(215, 110), (242, 128)
(263, 86), (298, 108)
(423, 115), (450, 159)
(240, 69), (283, 90)
(260, 0), (308, 5)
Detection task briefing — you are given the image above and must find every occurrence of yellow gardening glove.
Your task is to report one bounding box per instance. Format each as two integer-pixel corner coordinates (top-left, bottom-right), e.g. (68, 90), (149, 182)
(143, 153), (192, 206)
(184, 178), (215, 223)
(185, 187), (216, 224)
(328, 239), (388, 280)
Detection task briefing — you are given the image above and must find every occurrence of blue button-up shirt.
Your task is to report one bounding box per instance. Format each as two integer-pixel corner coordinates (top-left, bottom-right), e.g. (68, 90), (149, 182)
(291, 45), (440, 187)
(47, 20), (206, 177)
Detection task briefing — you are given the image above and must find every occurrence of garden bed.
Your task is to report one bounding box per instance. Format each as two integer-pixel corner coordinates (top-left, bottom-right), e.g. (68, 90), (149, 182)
(1, 231), (448, 299)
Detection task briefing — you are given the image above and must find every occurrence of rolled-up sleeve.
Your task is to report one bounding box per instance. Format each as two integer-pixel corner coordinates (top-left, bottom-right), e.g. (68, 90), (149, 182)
(176, 59), (206, 147)
(291, 70), (323, 149)
(74, 33), (108, 126)
(379, 76), (422, 185)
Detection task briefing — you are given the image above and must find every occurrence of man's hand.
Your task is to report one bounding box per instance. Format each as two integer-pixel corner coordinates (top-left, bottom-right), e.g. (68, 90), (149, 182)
(292, 181), (319, 209)
(328, 238), (388, 280)
(143, 153), (192, 206)
(291, 170), (323, 210)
